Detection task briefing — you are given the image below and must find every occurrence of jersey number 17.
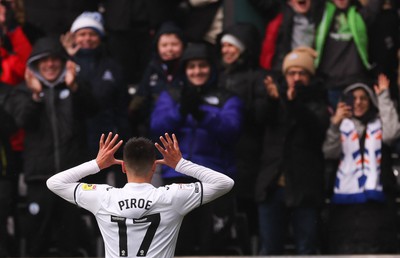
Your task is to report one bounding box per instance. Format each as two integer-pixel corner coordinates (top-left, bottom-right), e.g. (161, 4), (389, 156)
(111, 213), (161, 257)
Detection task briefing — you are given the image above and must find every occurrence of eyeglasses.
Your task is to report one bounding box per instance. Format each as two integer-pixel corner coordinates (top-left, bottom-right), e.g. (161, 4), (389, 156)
(286, 70), (308, 77)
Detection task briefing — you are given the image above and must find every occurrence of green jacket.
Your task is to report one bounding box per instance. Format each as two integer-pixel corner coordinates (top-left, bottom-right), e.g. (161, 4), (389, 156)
(315, 1), (370, 69)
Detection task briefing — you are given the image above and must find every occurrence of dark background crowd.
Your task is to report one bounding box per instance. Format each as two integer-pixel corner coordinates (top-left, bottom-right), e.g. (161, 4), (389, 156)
(0, 0), (400, 257)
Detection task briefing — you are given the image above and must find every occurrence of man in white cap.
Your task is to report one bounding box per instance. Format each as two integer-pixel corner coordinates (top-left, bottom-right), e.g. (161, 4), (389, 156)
(61, 11), (131, 175)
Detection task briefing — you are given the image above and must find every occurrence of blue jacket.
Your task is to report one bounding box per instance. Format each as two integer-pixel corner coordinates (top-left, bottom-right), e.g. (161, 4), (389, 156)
(150, 88), (243, 179)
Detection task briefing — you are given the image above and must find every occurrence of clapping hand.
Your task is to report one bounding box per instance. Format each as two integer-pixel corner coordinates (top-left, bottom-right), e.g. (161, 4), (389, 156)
(263, 75), (279, 99)
(25, 68), (42, 101)
(65, 60), (79, 91)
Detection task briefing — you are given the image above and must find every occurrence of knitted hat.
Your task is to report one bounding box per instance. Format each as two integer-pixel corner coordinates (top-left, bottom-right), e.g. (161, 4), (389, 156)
(282, 46), (317, 75)
(70, 12), (105, 37)
(220, 34), (245, 53)
(218, 23), (260, 68)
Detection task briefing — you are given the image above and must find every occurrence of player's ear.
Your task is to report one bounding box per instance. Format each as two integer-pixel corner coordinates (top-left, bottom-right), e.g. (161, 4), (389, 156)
(121, 161), (127, 174)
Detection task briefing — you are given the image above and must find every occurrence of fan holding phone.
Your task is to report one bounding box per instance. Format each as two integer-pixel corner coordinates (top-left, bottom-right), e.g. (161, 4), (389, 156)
(323, 73), (400, 254)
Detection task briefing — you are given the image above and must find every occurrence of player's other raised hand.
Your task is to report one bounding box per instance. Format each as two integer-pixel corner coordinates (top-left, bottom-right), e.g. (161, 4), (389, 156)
(96, 132), (123, 170)
(155, 133), (182, 169)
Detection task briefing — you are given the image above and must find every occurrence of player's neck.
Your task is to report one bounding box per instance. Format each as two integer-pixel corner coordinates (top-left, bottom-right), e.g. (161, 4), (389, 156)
(127, 175), (152, 184)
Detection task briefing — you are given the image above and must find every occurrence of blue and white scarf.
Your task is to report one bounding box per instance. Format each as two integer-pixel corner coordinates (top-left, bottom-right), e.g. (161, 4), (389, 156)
(333, 118), (384, 204)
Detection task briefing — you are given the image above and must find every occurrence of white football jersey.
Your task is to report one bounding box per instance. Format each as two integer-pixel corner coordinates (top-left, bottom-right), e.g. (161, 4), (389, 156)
(47, 158), (234, 258)
(75, 180), (202, 257)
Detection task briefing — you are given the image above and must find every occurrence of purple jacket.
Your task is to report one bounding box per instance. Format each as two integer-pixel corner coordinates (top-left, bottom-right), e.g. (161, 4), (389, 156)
(150, 88), (243, 179)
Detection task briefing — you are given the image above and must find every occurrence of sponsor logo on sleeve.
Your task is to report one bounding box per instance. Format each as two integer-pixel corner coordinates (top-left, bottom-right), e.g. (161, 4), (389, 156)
(178, 183), (199, 193)
(82, 184), (97, 191)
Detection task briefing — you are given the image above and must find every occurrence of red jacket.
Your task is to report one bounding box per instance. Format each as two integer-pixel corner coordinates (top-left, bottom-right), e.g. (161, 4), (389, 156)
(1, 26), (32, 151)
(259, 13), (283, 70)
(0, 26), (32, 84)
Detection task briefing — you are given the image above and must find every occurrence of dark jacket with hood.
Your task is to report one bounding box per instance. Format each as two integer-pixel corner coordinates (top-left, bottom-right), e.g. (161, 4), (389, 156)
(217, 23), (265, 199)
(150, 43), (243, 179)
(130, 21), (186, 136)
(73, 43), (131, 158)
(8, 36), (95, 182)
(136, 21), (186, 101)
(254, 77), (330, 207)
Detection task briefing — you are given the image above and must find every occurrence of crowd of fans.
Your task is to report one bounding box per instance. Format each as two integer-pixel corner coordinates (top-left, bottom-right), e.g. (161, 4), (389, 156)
(0, 0), (399, 257)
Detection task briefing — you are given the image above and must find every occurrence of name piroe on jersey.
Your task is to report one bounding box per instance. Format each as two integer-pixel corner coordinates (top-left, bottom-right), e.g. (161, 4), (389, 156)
(118, 198), (152, 210)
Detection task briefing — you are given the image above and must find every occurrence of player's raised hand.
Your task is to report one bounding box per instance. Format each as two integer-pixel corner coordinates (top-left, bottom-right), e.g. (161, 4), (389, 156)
(155, 133), (182, 169)
(96, 132), (123, 170)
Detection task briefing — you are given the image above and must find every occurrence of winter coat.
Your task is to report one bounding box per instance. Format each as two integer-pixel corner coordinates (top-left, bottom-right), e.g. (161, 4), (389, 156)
(0, 26), (32, 85)
(0, 26), (33, 152)
(323, 87), (400, 199)
(8, 37), (96, 182)
(254, 78), (330, 207)
(73, 47), (131, 157)
(150, 86), (243, 179)
(130, 22), (186, 136)
(217, 22), (264, 199)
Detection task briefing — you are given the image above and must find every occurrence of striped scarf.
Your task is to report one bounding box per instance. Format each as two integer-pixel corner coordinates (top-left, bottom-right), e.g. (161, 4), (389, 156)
(333, 118), (384, 203)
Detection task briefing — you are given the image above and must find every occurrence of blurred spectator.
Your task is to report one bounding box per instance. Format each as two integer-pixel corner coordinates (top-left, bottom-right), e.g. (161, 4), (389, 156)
(0, 82), (18, 257)
(216, 22), (263, 254)
(150, 42), (243, 255)
(7, 36), (96, 256)
(322, 74), (399, 254)
(23, 0), (99, 37)
(178, 0), (224, 45)
(0, 1), (32, 255)
(255, 47), (330, 255)
(367, 0), (400, 106)
(61, 11), (131, 169)
(129, 21), (186, 137)
(252, 0), (323, 73)
(0, 0), (32, 85)
(315, 0), (382, 108)
(177, 0), (264, 46)
(100, 0), (173, 86)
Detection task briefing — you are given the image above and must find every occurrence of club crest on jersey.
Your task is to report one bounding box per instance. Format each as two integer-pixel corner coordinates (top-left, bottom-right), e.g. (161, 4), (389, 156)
(82, 184), (97, 191)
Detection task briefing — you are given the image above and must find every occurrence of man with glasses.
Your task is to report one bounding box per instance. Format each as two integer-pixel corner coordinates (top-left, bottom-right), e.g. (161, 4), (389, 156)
(254, 46), (330, 255)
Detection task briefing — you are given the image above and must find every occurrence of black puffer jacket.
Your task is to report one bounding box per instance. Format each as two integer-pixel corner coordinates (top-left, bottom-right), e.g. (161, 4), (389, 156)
(9, 37), (96, 182)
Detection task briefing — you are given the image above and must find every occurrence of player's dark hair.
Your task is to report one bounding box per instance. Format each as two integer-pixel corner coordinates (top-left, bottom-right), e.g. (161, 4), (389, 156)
(123, 137), (156, 176)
